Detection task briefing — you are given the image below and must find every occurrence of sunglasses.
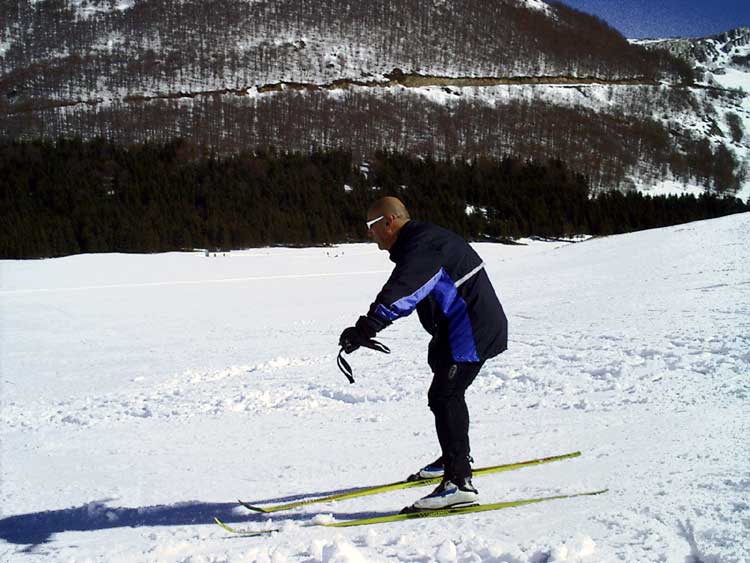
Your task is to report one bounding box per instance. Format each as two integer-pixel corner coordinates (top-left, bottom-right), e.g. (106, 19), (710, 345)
(366, 215), (385, 230)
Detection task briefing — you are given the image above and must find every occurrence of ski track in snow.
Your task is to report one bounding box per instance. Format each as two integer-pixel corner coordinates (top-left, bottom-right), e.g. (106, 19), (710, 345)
(1, 216), (749, 562)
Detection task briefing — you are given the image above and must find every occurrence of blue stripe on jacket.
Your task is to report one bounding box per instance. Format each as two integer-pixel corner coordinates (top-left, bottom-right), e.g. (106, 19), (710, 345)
(374, 268), (480, 362)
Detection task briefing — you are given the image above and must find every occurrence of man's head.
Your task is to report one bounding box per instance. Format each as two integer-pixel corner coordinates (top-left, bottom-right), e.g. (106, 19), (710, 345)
(366, 196), (410, 251)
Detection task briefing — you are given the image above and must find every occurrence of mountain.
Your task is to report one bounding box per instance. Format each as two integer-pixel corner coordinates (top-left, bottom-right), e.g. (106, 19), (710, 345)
(633, 27), (750, 75)
(632, 27), (750, 197)
(1, 0), (748, 197)
(634, 27), (750, 94)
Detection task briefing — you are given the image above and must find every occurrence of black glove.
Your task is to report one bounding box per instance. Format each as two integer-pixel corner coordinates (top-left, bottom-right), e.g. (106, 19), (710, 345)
(339, 326), (368, 354)
(337, 315), (392, 384)
(339, 314), (386, 353)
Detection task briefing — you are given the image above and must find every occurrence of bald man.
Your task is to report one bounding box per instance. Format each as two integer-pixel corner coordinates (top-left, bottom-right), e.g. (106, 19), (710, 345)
(339, 197), (508, 512)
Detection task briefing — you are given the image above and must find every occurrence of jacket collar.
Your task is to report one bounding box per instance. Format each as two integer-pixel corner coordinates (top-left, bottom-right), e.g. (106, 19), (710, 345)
(388, 220), (417, 262)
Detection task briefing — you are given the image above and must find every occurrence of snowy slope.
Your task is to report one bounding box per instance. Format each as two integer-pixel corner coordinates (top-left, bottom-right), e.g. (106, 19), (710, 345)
(1, 213), (749, 562)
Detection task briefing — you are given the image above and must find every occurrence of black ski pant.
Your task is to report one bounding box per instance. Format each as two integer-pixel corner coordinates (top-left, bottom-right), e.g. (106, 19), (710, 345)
(427, 359), (484, 482)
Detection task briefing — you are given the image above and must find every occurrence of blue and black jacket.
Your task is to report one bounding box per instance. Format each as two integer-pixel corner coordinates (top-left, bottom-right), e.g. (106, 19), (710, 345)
(358, 220), (508, 365)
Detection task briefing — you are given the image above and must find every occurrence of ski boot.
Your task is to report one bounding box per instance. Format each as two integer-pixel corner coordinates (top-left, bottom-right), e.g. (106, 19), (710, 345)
(401, 477), (479, 513)
(406, 456), (444, 482)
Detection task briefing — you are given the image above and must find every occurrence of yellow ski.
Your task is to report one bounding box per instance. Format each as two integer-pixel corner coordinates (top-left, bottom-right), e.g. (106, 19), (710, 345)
(215, 488), (607, 535)
(240, 451), (580, 513)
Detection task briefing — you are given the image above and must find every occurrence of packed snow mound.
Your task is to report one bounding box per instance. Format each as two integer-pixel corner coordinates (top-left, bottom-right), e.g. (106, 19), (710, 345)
(1, 213), (748, 561)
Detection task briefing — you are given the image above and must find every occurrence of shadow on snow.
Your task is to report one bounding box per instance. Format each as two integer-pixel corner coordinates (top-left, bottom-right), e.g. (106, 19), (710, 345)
(0, 490), (391, 549)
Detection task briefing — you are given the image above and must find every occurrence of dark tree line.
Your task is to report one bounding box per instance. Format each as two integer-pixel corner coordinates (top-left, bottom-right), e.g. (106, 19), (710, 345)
(1, 138), (746, 258)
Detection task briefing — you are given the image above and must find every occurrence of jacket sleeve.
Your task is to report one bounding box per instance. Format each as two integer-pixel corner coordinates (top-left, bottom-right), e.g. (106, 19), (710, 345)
(362, 241), (444, 333)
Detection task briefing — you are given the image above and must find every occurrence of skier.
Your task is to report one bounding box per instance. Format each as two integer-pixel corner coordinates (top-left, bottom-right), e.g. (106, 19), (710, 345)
(339, 196), (508, 511)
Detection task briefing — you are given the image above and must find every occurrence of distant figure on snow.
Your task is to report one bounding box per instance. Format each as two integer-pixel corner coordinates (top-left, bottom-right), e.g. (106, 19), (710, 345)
(339, 196), (508, 511)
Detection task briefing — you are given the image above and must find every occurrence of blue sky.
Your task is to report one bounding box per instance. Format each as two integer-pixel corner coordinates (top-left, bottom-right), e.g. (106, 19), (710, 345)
(557, 0), (750, 39)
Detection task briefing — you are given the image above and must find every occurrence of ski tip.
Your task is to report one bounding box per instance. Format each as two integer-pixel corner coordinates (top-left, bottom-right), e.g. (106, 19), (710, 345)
(214, 516), (235, 533)
(238, 499), (270, 513)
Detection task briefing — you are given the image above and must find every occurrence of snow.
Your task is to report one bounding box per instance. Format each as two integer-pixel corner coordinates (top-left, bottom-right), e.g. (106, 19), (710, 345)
(517, 0), (552, 16)
(1, 213), (749, 561)
(65, 0), (134, 20)
(711, 67), (750, 93)
(640, 178), (707, 198)
(465, 204), (488, 217)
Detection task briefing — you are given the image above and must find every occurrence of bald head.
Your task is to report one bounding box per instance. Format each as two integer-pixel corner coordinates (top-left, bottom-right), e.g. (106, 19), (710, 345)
(368, 196), (410, 221)
(366, 196), (410, 251)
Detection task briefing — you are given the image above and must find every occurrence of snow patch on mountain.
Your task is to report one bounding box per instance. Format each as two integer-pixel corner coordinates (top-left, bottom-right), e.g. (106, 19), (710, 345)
(516, 0), (552, 15)
(711, 67), (750, 92)
(65, 0), (135, 20)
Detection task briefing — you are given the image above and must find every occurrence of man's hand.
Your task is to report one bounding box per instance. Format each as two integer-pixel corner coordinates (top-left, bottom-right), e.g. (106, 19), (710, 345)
(336, 316), (391, 383)
(339, 326), (367, 354)
(339, 314), (388, 353)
